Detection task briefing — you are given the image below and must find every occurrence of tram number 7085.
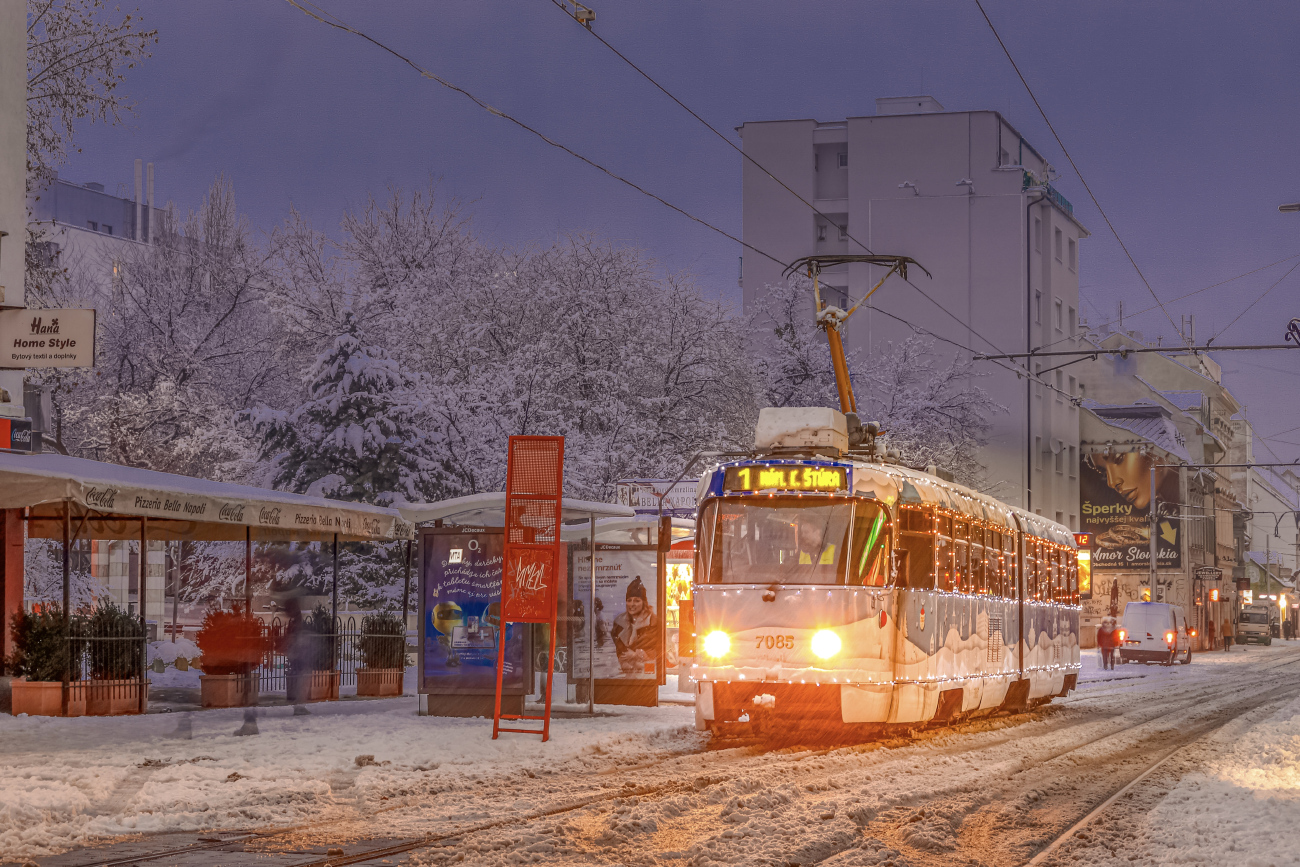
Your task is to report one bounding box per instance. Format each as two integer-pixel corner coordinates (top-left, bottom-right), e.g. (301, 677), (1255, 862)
(756, 634), (796, 650)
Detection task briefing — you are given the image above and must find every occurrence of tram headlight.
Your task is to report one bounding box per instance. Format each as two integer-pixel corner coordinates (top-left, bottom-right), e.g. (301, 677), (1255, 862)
(703, 631), (731, 658)
(811, 629), (842, 659)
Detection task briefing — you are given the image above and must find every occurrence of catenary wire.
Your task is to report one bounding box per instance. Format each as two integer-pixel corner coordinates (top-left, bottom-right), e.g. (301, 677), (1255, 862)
(282, 0), (786, 270)
(1211, 259), (1300, 342)
(973, 0), (1185, 345)
(543, 0), (1062, 373)
(286, 0), (1080, 402)
(1034, 251), (1300, 353)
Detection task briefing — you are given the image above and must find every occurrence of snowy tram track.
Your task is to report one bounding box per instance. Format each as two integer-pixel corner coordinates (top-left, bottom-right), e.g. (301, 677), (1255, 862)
(35, 650), (1300, 866)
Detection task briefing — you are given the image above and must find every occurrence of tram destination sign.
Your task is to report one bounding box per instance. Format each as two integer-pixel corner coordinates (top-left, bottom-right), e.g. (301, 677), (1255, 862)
(724, 463), (847, 494)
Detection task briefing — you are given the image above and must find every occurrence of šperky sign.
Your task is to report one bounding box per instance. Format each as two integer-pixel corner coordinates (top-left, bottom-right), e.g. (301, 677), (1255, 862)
(493, 436), (564, 741)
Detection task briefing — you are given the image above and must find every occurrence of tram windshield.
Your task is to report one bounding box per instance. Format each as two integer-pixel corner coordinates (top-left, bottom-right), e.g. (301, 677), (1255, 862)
(698, 497), (891, 586)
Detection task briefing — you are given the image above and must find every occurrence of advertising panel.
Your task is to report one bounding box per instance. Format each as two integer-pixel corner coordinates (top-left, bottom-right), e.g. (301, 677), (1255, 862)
(615, 479), (697, 518)
(571, 546), (660, 680)
(1073, 533), (1093, 600)
(0, 308), (96, 368)
(1080, 451), (1181, 571)
(420, 528), (525, 694)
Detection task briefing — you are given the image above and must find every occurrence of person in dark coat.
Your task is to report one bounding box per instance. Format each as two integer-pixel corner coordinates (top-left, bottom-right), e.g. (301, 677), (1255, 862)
(1222, 616), (1233, 651)
(1096, 616), (1118, 670)
(1205, 618), (1216, 653)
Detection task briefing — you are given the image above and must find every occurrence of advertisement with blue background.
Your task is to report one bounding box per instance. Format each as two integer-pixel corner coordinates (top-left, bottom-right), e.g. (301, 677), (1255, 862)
(420, 528), (525, 694)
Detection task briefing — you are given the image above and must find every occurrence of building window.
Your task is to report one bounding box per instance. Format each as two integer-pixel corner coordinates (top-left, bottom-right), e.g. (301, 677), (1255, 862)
(1068, 306), (1077, 335)
(103, 225), (112, 235)
(1035, 291), (1042, 324)
(1054, 298), (1063, 331)
(1068, 375), (1076, 397)
(817, 224), (827, 241)
(1054, 447), (1063, 475)
(1069, 514), (1077, 530)
(814, 153), (819, 172)
(1068, 238), (1077, 271)
(838, 224), (848, 241)
(1000, 147), (1011, 166)
(1055, 369), (1063, 398)
(87, 221), (98, 231)
(1054, 227), (1063, 262)
(1056, 511), (1065, 526)
(837, 152), (848, 168)
(1069, 445), (1077, 478)
(1034, 217), (1042, 253)
(1035, 436), (1043, 470)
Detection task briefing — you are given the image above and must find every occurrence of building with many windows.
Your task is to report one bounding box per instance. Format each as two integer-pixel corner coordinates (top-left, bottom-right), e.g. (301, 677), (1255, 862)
(739, 97), (1088, 524)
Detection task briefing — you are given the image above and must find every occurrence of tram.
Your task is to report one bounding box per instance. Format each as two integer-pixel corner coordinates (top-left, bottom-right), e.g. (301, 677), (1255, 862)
(689, 254), (1081, 731)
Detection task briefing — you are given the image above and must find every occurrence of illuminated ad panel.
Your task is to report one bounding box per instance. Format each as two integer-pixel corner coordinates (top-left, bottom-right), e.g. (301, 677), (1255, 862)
(723, 464), (848, 494)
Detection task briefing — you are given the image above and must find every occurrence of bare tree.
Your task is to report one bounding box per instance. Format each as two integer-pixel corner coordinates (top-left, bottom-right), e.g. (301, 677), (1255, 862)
(26, 0), (157, 193)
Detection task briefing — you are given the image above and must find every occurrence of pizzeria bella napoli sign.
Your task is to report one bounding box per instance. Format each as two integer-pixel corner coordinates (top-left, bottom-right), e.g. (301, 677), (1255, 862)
(0, 309), (96, 368)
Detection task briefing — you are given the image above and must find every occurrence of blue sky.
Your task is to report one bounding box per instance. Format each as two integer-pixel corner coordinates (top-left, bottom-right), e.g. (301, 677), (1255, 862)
(59, 0), (1300, 463)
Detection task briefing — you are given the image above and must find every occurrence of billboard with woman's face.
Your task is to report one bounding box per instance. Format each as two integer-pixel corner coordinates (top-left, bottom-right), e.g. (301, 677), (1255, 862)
(1081, 450), (1182, 570)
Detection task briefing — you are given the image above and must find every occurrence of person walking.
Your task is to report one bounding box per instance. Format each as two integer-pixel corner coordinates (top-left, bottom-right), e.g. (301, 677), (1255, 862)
(1096, 617), (1118, 670)
(1205, 618), (1216, 653)
(1221, 615), (1233, 652)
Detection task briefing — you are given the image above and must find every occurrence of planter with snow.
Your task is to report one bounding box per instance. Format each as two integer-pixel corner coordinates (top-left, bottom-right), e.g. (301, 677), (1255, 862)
(288, 670), (340, 703)
(11, 679), (86, 717)
(356, 668), (403, 697)
(200, 673), (260, 708)
(86, 679), (148, 716)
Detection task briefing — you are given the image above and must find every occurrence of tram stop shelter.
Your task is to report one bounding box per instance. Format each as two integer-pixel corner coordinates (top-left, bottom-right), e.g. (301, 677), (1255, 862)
(0, 451), (413, 711)
(396, 493), (637, 717)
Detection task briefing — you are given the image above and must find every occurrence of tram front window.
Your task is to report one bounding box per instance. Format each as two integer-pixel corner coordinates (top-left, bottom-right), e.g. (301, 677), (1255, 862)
(700, 498), (890, 585)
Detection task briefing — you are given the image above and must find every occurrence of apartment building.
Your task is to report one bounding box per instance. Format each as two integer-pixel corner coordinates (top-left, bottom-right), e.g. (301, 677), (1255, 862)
(739, 97), (1088, 522)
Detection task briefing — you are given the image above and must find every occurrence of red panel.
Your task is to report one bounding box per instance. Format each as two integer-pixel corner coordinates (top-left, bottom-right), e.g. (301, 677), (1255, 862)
(500, 436), (563, 625)
(502, 546), (557, 623)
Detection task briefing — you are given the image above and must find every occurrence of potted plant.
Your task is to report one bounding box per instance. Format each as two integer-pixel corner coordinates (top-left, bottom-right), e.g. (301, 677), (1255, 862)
(356, 611), (405, 697)
(196, 605), (266, 708)
(285, 605), (339, 703)
(82, 602), (149, 716)
(7, 606), (86, 717)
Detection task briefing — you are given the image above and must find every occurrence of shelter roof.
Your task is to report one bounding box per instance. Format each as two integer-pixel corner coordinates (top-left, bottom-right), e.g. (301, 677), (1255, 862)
(0, 451), (412, 543)
(558, 516), (694, 546)
(397, 492), (634, 527)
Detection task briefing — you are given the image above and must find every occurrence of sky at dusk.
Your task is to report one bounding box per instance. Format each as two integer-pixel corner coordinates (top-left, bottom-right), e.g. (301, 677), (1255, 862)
(57, 0), (1300, 464)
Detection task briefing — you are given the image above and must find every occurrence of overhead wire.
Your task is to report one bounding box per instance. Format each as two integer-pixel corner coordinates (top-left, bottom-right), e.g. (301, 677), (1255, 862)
(286, 0), (1081, 403)
(282, 0), (786, 270)
(542, 0), (1076, 390)
(973, 0), (1185, 345)
(1211, 259), (1300, 342)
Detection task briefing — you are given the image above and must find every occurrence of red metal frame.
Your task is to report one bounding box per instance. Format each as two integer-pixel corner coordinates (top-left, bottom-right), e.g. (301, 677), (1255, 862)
(493, 436), (564, 742)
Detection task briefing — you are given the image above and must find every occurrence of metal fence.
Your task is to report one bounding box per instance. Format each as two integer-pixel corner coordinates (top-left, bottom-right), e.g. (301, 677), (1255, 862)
(254, 616), (405, 692)
(65, 613), (148, 709)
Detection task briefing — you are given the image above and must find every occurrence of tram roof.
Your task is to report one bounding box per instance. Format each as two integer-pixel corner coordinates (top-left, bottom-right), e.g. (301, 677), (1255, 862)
(702, 456), (1076, 548)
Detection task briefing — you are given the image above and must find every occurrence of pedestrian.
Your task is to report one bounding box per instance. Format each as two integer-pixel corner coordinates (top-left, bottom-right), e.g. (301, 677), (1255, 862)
(1221, 616), (1233, 652)
(1096, 617), (1118, 670)
(1205, 618), (1216, 653)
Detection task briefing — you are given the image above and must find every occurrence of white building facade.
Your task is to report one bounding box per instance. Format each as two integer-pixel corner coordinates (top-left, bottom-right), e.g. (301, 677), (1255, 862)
(0, 0), (26, 418)
(739, 97), (1088, 524)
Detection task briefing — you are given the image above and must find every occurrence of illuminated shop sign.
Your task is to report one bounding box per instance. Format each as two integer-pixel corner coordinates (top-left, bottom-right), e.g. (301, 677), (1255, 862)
(723, 464), (847, 494)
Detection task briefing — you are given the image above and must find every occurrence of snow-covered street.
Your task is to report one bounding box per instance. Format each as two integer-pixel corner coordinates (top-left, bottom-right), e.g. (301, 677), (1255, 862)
(7, 644), (1300, 866)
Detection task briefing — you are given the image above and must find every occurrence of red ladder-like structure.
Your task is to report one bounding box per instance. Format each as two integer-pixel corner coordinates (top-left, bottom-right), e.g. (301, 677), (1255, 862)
(493, 436), (564, 742)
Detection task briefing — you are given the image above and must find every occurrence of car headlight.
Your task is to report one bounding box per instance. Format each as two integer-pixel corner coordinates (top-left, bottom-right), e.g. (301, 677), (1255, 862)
(703, 630), (730, 658)
(811, 629), (842, 659)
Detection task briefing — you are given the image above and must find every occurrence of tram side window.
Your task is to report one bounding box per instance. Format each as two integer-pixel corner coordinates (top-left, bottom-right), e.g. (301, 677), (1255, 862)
(1004, 531), (1018, 599)
(987, 529), (1003, 597)
(1025, 540), (1039, 601)
(936, 531), (956, 592)
(896, 508), (935, 589)
(953, 518), (970, 594)
(847, 504), (891, 587)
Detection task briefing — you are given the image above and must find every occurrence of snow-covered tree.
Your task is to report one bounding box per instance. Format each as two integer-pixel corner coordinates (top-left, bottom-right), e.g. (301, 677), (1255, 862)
(250, 313), (436, 505)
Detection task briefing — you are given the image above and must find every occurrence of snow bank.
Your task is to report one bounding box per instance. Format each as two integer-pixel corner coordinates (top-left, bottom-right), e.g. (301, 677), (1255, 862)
(0, 697), (697, 860)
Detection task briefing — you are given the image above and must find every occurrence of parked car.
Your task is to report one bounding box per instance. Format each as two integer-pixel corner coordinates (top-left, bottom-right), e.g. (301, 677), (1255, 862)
(1237, 604), (1273, 646)
(1118, 601), (1192, 665)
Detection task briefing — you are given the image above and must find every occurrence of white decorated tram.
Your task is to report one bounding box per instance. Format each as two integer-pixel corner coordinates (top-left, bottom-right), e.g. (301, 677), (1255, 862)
(689, 254), (1081, 732)
(690, 410), (1081, 731)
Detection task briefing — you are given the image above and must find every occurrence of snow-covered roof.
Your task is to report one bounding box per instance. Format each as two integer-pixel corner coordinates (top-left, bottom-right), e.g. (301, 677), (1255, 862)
(0, 451), (413, 543)
(558, 516), (694, 545)
(1087, 404), (1191, 463)
(397, 492), (634, 527)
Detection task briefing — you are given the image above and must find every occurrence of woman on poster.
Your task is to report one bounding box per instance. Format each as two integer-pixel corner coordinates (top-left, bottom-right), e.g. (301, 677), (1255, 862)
(612, 577), (659, 678)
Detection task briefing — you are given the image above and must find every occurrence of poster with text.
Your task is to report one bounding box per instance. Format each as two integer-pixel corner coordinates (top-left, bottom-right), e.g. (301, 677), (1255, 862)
(1080, 451), (1181, 571)
(420, 530), (525, 694)
(571, 547), (660, 680)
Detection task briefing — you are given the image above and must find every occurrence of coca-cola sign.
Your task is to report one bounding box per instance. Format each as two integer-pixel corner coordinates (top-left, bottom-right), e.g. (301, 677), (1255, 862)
(258, 506), (282, 526)
(85, 487), (118, 509)
(218, 502), (245, 522)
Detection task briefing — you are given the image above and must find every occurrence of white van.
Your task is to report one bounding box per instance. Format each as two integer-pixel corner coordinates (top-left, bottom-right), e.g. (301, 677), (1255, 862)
(1237, 604), (1273, 646)
(1118, 601), (1192, 665)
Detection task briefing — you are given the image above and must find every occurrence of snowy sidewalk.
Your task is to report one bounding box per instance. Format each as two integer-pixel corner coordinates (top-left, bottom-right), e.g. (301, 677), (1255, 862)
(0, 696), (697, 861)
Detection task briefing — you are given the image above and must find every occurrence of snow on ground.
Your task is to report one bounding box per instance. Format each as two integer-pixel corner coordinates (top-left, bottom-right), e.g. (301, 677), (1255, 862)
(4, 643), (1298, 864)
(0, 697), (697, 860)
